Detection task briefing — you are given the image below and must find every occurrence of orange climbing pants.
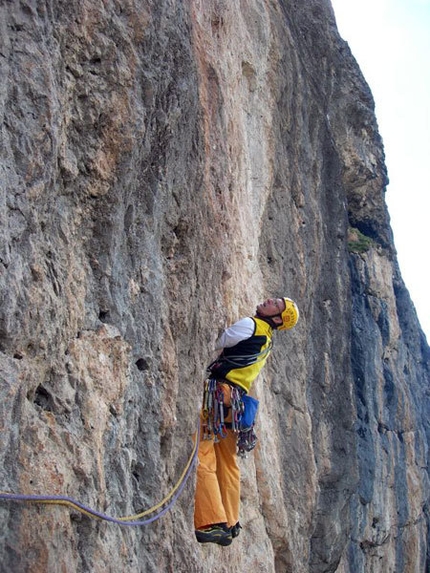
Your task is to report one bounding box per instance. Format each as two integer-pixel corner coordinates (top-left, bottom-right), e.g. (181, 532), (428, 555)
(194, 384), (240, 530)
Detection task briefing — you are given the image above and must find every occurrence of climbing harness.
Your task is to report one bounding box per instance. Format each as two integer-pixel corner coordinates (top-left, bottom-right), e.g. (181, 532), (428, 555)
(202, 378), (259, 458)
(0, 423), (199, 527)
(205, 345), (266, 457)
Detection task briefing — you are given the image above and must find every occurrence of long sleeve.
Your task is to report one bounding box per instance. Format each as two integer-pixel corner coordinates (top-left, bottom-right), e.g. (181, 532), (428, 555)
(215, 317), (255, 350)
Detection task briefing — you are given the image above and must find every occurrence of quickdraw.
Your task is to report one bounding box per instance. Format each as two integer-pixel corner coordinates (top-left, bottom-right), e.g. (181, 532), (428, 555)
(202, 378), (227, 442)
(230, 386), (244, 432)
(237, 428), (257, 458)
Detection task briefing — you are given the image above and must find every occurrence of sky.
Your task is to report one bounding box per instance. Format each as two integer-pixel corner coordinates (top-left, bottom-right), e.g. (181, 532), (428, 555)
(330, 0), (430, 341)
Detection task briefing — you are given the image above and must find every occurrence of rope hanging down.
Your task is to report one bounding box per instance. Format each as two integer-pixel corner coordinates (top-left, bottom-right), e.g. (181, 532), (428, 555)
(0, 424), (199, 527)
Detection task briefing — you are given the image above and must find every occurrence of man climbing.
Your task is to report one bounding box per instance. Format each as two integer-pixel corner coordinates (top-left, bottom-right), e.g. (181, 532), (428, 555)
(194, 297), (299, 546)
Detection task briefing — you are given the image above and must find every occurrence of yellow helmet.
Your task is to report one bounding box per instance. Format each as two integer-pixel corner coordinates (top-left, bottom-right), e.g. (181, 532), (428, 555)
(278, 298), (299, 330)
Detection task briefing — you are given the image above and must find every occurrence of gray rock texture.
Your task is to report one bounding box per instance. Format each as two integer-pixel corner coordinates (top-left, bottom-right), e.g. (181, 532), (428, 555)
(0, 1), (429, 572)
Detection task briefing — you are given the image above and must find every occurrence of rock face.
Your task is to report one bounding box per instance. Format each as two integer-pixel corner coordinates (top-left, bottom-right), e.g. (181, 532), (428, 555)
(0, 1), (429, 572)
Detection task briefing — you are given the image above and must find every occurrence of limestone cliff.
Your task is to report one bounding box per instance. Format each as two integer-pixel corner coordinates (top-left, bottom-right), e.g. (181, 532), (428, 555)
(0, 1), (429, 572)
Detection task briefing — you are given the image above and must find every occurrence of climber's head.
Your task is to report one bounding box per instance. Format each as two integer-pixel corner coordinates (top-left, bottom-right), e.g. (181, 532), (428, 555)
(256, 297), (299, 330)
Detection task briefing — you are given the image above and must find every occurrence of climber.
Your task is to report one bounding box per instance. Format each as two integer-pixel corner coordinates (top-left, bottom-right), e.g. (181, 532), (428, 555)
(194, 297), (299, 546)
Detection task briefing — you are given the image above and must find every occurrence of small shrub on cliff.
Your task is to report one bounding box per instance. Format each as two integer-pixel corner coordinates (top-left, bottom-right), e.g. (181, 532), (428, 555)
(347, 227), (373, 253)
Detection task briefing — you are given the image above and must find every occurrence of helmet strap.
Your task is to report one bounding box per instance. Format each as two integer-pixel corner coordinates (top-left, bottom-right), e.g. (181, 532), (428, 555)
(256, 312), (282, 329)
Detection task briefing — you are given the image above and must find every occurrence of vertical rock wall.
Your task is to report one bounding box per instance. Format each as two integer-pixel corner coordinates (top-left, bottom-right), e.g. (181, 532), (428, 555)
(0, 1), (429, 572)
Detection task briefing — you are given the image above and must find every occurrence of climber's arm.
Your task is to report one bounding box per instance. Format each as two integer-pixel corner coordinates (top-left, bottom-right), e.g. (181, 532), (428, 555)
(215, 317), (255, 350)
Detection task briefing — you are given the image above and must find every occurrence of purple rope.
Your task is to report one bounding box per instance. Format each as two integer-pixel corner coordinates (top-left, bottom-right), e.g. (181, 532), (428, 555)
(0, 425), (200, 527)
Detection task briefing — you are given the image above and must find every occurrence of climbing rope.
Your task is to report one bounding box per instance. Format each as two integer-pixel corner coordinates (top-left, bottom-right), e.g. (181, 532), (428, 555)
(207, 341), (273, 370)
(0, 424), (199, 527)
(218, 341), (273, 367)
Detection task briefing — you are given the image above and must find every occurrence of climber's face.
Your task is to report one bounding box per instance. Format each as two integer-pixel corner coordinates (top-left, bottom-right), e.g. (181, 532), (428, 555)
(256, 298), (286, 320)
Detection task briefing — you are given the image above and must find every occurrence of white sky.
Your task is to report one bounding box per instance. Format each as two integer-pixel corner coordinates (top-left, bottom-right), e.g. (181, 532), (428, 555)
(330, 0), (430, 341)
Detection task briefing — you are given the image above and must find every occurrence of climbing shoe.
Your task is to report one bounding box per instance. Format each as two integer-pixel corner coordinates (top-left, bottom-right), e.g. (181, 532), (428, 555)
(195, 523), (233, 546)
(230, 521), (242, 538)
